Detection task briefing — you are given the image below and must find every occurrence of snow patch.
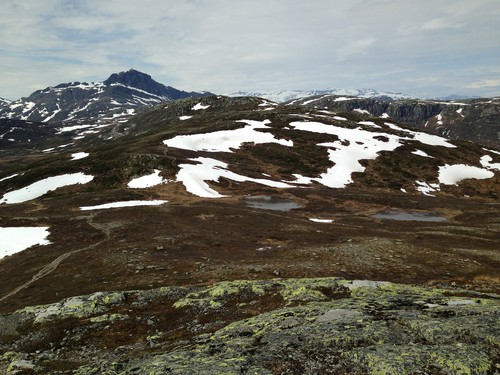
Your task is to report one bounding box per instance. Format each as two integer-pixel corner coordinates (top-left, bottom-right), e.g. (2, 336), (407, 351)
(164, 119), (293, 152)
(71, 152), (89, 160)
(57, 124), (94, 133)
(384, 122), (455, 148)
(438, 164), (494, 185)
(0, 173), (18, 182)
(415, 180), (440, 196)
(179, 116), (193, 120)
(192, 103), (210, 111)
(176, 157), (293, 198)
(354, 108), (370, 115)
(288, 121), (402, 188)
(0, 227), (51, 258)
(480, 155), (500, 171)
(0, 173), (94, 204)
(412, 150), (434, 158)
(127, 170), (169, 188)
(80, 200), (167, 211)
(309, 218), (334, 223)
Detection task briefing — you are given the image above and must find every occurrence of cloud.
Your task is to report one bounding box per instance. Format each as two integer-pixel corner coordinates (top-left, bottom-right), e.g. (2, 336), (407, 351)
(465, 79), (500, 89)
(336, 37), (377, 62)
(421, 18), (463, 31)
(0, 0), (499, 99)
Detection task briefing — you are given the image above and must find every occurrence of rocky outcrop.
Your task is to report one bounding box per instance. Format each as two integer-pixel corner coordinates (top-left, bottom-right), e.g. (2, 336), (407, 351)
(296, 96), (500, 149)
(1, 278), (498, 374)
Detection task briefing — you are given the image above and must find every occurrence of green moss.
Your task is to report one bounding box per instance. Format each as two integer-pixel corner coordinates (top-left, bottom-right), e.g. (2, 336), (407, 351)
(265, 277), (348, 305)
(89, 313), (128, 323)
(173, 280), (267, 310)
(358, 344), (492, 375)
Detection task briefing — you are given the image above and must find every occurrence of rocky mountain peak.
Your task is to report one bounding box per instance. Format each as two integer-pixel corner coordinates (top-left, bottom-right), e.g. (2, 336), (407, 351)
(104, 69), (155, 88)
(0, 70), (211, 124)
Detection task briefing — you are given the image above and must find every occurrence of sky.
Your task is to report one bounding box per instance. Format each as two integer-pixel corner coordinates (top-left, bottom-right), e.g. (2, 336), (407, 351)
(1, 0), (499, 100)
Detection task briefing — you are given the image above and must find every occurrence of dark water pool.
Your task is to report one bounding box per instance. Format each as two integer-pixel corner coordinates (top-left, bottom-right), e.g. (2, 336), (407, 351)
(243, 195), (301, 211)
(373, 209), (448, 222)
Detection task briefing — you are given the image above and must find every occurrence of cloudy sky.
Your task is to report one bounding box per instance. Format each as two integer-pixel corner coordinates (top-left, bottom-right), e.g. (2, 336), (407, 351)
(1, 0), (499, 99)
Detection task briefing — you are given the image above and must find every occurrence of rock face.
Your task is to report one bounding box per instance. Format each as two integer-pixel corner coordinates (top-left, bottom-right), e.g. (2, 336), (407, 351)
(0, 69), (212, 125)
(295, 95), (500, 149)
(0, 278), (498, 374)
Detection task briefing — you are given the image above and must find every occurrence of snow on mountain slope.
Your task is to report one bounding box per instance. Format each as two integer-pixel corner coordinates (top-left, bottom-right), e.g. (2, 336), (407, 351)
(153, 97), (498, 198)
(0, 70), (211, 126)
(0, 98), (11, 106)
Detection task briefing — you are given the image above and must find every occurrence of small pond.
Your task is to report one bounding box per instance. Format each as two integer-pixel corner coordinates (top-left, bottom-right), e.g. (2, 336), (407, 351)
(243, 195), (301, 211)
(373, 209), (448, 222)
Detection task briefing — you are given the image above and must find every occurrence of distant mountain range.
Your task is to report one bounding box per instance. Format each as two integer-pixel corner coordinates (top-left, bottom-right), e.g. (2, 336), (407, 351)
(227, 88), (419, 103)
(0, 70), (498, 149)
(0, 69), (212, 125)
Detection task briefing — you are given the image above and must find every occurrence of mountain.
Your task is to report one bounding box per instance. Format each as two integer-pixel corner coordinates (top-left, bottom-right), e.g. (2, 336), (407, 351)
(227, 88), (418, 102)
(291, 94), (500, 149)
(0, 96), (499, 373)
(0, 69), (212, 125)
(0, 98), (11, 106)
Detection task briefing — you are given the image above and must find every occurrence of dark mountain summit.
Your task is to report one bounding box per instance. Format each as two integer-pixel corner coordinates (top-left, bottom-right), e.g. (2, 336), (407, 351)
(0, 69), (212, 125)
(103, 69), (206, 100)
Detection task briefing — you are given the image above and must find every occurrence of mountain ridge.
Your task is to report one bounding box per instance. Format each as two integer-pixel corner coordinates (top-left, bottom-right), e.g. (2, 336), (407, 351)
(227, 88), (418, 102)
(292, 94), (500, 149)
(0, 69), (212, 125)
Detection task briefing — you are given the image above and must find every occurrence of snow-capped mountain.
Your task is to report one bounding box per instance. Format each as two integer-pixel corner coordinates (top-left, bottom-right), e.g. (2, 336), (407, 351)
(227, 88), (418, 103)
(0, 98), (11, 106)
(0, 69), (211, 125)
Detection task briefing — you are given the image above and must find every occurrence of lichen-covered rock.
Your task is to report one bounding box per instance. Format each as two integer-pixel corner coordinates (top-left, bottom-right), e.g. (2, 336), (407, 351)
(1, 278), (499, 374)
(18, 291), (126, 323)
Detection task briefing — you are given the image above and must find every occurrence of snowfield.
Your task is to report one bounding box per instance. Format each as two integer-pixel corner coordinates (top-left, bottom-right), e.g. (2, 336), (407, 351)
(438, 164), (494, 185)
(288, 121), (403, 188)
(80, 200), (167, 211)
(0, 173), (94, 204)
(0, 227), (51, 258)
(176, 157), (293, 198)
(164, 119), (293, 152)
(162, 116), (497, 197)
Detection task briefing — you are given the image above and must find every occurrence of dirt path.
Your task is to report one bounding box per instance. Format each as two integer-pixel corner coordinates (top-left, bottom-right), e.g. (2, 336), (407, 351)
(0, 214), (109, 304)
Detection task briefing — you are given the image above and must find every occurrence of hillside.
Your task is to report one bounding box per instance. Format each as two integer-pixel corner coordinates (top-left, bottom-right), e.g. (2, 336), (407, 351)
(0, 96), (499, 373)
(292, 95), (500, 149)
